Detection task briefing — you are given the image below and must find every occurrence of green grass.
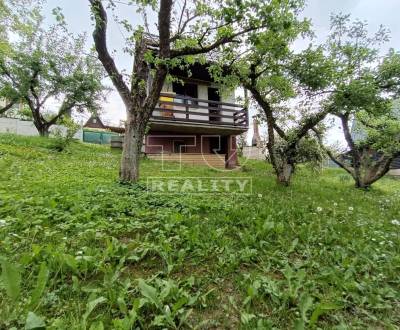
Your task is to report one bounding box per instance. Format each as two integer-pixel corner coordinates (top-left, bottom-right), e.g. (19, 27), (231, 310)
(0, 133), (399, 329)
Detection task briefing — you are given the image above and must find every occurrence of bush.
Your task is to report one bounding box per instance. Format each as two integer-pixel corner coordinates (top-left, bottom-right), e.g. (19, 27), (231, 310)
(49, 118), (80, 152)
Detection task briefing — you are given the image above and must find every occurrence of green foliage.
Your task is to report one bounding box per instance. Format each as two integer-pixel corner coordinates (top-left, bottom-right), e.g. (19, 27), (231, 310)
(25, 312), (45, 330)
(29, 262), (49, 309)
(0, 134), (399, 328)
(0, 257), (21, 302)
(294, 135), (326, 171)
(325, 14), (400, 155)
(49, 117), (80, 152)
(290, 46), (335, 91)
(0, 6), (106, 134)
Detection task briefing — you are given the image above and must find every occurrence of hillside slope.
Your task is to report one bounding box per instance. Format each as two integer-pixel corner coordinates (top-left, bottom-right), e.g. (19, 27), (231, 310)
(0, 134), (399, 329)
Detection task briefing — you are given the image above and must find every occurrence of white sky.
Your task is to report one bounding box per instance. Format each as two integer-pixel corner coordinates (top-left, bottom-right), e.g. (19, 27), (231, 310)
(41, 0), (400, 145)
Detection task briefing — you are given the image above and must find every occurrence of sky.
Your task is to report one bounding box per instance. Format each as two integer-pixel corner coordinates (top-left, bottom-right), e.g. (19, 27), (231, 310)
(41, 0), (400, 145)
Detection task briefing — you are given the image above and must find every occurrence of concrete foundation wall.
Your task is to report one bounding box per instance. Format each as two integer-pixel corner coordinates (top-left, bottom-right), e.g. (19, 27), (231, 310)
(388, 169), (400, 176)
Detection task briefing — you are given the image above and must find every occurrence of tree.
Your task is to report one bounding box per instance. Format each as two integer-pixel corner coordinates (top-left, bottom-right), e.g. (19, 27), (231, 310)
(213, 1), (335, 185)
(0, 12), (106, 136)
(0, 0), (40, 114)
(316, 15), (400, 189)
(88, 0), (300, 183)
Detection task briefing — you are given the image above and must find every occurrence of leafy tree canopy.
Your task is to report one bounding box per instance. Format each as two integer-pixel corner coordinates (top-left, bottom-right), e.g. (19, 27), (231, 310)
(0, 4), (107, 135)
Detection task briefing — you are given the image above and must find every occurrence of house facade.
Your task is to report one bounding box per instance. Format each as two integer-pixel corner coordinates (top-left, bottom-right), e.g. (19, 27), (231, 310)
(144, 63), (248, 169)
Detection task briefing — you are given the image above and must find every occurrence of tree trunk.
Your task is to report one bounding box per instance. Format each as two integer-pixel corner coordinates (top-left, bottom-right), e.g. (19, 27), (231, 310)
(351, 151), (393, 189)
(276, 162), (294, 186)
(119, 111), (145, 183)
(272, 155), (295, 186)
(36, 124), (50, 137)
(354, 179), (370, 189)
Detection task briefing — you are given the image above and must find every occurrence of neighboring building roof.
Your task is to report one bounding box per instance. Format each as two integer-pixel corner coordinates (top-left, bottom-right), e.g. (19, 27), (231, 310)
(84, 115), (125, 134)
(84, 115), (106, 129)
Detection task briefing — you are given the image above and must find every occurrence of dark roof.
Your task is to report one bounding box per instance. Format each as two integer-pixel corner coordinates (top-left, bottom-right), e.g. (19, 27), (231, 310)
(84, 115), (105, 129)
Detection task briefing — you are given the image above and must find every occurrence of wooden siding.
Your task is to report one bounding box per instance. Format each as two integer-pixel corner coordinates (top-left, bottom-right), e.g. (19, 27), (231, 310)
(391, 156), (400, 170)
(148, 153), (226, 169)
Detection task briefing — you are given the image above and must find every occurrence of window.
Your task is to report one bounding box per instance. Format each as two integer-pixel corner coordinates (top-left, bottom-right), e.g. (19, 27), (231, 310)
(172, 82), (198, 104)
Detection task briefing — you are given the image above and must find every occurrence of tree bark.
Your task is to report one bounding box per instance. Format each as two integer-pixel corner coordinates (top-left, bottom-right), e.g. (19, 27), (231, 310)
(274, 155), (295, 186)
(353, 149), (394, 189)
(36, 123), (50, 137)
(120, 111), (146, 182)
(314, 125), (397, 189)
(245, 83), (296, 185)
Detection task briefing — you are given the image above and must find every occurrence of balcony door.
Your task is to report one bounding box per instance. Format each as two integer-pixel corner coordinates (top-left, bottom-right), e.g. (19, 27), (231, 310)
(172, 82), (198, 103)
(208, 87), (220, 123)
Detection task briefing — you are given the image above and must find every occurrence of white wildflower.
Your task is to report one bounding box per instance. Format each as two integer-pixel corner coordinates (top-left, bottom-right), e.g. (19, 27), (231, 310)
(0, 219), (6, 227)
(316, 207), (323, 212)
(348, 206), (354, 211)
(257, 194), (263, 198)
(333, 202), (338, 207)
(391, 219), (400, 226)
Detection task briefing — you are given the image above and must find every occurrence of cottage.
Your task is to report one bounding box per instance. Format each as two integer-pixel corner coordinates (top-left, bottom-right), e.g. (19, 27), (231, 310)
(142, 63), (248, 169)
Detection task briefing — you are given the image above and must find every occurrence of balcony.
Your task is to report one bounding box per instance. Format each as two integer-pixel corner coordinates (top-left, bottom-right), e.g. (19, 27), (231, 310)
(149, 93), (248, 135)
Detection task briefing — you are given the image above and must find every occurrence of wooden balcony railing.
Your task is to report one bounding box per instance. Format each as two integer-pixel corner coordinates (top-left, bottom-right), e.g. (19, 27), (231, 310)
(152, 93), (248, 128)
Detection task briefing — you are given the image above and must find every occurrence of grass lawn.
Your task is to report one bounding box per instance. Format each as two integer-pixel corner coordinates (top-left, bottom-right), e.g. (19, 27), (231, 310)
(0, 133), (399, 329)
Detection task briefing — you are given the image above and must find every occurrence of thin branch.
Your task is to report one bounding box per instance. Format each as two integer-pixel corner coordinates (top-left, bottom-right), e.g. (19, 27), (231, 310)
(0, 62), (19, 88)
(288, 108), (330, 149)
(170, 25), (259, 58)
(339, 113), (357, 152)
(312, 127), (354, 175)
(0, 101), (15, 115)
(176, 0), (187, 34)
(169, 13), (199, 42)
(47, 97), (76, 126)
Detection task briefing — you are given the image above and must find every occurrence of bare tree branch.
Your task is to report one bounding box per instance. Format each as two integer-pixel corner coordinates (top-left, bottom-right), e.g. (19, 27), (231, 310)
(89, 0), (132, 108)
(312, 127), (354, 175)
(176, 0), (187, 35)
(288, 108), (330, 149)
(47, 99), (76, 126)
(170, 26), (258, 58)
